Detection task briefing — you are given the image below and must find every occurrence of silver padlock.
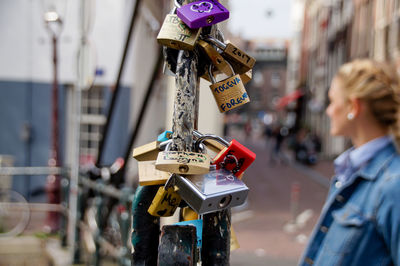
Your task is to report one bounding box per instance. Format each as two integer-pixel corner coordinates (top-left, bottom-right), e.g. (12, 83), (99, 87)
(174, 165), (249, 214)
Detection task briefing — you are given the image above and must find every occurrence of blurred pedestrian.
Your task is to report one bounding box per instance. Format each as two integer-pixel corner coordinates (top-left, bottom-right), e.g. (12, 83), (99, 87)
(299, 59), (400, 265)
(264, 124), (273, 150)
(244, 118), (252, 138)
(269, 123), (288, 165)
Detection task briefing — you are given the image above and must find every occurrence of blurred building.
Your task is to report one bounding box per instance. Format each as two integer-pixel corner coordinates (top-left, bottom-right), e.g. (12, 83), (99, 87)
(0, 0), (227, 198)
(247, 41), (288, 116)
(288, 0), (400, 158)
(220, 38), (289, 134)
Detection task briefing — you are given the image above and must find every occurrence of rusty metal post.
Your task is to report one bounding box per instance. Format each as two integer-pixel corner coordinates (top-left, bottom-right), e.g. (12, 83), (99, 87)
(201, 209), (231, 265)
(44, 12), (63, 233)
(156, 42), (200, 266)
(171, 49), (200, 150)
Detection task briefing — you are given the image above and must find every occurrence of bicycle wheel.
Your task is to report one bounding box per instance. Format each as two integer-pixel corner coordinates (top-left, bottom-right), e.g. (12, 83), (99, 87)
(0, 189), (30, 237)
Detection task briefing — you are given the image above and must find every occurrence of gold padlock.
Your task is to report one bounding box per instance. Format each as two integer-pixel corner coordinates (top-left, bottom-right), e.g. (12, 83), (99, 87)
(138, 160), (171, 186)
(240, 69), (252, 85)
(157, 12), (201, 50)
(208, 64), (250, 113)
(132, 141), (160, 161)
(198, 40), (235, 77)
(182, 207), (199, 221)
(148, 174), (182, 217)
(205, 36), (256, 74)
(132, 140), (172, 161)
(155, 150), (210, 175)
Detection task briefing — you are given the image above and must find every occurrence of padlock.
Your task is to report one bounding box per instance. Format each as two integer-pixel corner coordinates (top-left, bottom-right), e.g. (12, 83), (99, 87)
(155, 150), (210, 175)
(240, 69), (252, 85)
(194, 130), (256, 178)
(208, 64), (250, 113)
(138, 160), (171, 186)
(198, 40), (234, 77)
(132, 139), (172, 161)
(174, 166), (249, 214)
(157, 5), (201, 50)
(176, 0), (229, 29)
(204, 36), (256, 74)
(148, 174), (182, 217)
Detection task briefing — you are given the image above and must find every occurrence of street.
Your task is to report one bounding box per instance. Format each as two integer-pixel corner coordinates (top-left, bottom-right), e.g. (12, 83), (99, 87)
(229, 129), (333, 265)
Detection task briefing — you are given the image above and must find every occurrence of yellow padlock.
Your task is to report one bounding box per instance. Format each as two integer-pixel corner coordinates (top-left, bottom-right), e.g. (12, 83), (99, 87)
(137, 160), (170, 186)
(157, 13), (201, 50)
(198, 40), (235, 77)
(148, 174), (182, 217)
(240, 69), (252, 85)
(132, 141), (160, 161)
(204, 36), (256, 74)
(208, 64), (250, 113)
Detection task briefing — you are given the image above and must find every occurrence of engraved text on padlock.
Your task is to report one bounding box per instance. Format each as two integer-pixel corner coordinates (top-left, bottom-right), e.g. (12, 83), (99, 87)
(210, 73), (250, 112)
(155, 151), (210, 175)
(157, 14), (201, 50)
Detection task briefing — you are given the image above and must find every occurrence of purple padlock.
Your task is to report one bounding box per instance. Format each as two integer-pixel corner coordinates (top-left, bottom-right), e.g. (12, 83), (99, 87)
(176, 0), (229, 29)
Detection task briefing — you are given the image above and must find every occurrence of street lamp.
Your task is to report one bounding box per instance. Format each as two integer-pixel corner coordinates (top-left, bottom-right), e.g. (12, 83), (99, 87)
(43, 1), (64, 233)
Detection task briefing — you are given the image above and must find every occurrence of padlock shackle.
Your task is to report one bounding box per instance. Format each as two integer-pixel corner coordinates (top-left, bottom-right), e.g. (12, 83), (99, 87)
(208, 64), (217, 84)
(204, 35), (226, 50)
(174, 0), (182, 8)
(164, 173), (177, 189)
(159, 139), (173, 151)
(207, 55), (235, 82)
(193, 130), (230, 150)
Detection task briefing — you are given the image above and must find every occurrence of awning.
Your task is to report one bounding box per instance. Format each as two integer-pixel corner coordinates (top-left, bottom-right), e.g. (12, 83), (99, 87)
(276, 89), (303, 109)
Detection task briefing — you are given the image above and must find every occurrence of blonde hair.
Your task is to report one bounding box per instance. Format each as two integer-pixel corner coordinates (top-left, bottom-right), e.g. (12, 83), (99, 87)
(335, 59), (400, 150)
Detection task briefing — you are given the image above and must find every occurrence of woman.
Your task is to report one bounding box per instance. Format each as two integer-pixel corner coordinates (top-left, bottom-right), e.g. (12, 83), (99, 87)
(299, 59), (400, 265)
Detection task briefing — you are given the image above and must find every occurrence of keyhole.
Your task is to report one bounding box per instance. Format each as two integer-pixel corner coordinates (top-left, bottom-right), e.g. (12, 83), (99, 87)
(206, 16), (214, 24)
(179, 165), (189, 173)
(219, 195), (232, 208)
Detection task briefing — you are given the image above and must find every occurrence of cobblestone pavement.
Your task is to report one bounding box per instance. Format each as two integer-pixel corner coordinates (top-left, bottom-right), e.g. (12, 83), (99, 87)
(229, 133), (333, 266)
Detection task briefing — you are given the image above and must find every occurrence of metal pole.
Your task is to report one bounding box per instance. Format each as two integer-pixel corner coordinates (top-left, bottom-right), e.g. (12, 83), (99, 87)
(96, 0), (143, 167)
(68, 0), (87, 261)
(44, 17), (62, 234)
(69, 74), (81, 263)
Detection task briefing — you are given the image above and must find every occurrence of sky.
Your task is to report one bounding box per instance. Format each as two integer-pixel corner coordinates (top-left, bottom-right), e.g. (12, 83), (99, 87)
(227, 0), (293, 40)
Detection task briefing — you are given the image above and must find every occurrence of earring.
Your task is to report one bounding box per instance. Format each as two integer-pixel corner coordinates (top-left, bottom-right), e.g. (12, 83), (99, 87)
(347, 113), (354, 120)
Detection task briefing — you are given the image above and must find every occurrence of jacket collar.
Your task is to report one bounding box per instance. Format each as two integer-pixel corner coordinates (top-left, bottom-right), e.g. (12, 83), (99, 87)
(353, 142), (397, 181)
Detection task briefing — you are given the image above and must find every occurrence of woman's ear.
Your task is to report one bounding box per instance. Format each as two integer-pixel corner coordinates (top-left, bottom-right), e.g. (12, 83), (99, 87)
(349, 97), (362, 117)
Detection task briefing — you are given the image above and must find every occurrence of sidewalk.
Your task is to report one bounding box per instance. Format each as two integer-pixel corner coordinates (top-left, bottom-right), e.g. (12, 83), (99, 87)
(229, 135), (333, 265)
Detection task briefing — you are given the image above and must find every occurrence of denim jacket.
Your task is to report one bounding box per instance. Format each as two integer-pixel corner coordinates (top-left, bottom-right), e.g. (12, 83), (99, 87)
(299, 142), (400, 266)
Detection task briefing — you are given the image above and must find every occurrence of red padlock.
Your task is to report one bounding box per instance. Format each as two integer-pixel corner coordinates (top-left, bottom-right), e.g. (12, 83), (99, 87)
(213, 139), (256, 177)
(193, 130), (256, 178)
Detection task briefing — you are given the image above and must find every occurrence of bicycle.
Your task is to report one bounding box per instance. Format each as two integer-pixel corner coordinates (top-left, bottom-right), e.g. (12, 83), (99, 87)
(0, 188), (30, 238)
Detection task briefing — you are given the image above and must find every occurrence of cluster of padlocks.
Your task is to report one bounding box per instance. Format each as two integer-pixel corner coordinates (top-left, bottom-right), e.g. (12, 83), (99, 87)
(132, 1), (257, 251)
(158, 0), (256, 112)
(133, 129), (256, 217)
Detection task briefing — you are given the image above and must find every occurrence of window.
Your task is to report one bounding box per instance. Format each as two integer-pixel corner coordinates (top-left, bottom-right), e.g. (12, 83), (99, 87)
(80, 86), (106, 163)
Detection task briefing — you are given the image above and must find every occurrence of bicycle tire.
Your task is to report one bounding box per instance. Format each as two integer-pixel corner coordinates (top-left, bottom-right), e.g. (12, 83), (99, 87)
(0, 189), (31, 238)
